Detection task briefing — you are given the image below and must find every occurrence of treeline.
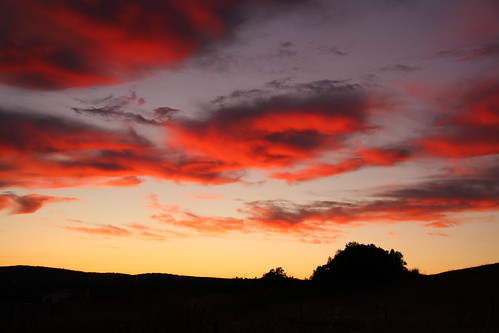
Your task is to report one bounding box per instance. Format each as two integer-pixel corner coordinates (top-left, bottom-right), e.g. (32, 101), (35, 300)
(262, 242), (419, 286)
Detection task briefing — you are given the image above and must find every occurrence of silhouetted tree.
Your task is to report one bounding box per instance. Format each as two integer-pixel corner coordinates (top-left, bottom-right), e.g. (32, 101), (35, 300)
(261, 267), (289, 281)
(310, 242), (408, 286)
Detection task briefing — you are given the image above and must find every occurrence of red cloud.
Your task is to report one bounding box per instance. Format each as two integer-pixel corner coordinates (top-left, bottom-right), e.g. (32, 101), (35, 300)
(419, 78), (499, 158)
(424, 221), (461, 228)
(169, 81), (379, 173)
(272, 160), (365, 183)
(0, 192), (79, 214)
(358, 148), (411, 165)
(272, 147), (410, 183)
(102, 176), (145, 187)
(1, 79), (411, 188)
(0, 0), (302, 89)
(0, 109), (241, 188)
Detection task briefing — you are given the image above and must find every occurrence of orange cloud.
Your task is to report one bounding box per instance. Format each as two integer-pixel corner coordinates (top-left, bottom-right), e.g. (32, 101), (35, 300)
(0, 192), (79, 214)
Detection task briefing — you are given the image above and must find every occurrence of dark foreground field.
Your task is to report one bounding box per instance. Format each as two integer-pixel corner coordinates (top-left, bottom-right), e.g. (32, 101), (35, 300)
(1, 263), (498, 332)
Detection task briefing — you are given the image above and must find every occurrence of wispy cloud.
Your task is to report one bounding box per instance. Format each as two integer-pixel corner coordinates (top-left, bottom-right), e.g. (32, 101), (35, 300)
(0, 192), (79, 214)
(378, 63), (421, 73)
(72, 90), (172, 126)
(61, 220), (177, 241)
(436, 41), (499, 61)
(146, 195), (342, 244)
(144, 167), (498, 243)
(63, 224), (131, 237)
(148, 195), (244, 235)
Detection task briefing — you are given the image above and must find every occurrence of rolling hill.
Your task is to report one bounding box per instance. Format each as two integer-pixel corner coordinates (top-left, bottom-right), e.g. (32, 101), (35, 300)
(1, 263), (497, 332)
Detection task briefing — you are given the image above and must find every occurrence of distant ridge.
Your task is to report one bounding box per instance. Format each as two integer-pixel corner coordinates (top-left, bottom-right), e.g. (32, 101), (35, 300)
(432, 262), (499, 276)
(1, 263), (497, 332)
(2, 262), (498, 279)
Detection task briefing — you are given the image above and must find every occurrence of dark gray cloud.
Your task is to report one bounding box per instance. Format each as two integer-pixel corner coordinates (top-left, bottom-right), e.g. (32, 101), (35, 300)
(317, 45), (348, 56)
(212, 78), (355, 105)
(378, 63), (421, 73)
(73, 106), (161, 125)
(436, 41), (499, 61)
(73, 91), (180, 125)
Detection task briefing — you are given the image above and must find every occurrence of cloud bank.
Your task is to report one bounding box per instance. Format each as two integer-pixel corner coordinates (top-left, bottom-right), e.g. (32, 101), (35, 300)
(0, 0), (308, 90)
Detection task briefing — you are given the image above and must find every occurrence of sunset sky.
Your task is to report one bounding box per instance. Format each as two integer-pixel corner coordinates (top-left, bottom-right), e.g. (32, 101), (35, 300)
(0, 0), (498, 279)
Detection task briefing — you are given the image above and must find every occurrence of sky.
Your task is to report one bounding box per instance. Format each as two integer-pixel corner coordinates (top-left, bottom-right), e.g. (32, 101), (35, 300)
(0, 0), (498, 279)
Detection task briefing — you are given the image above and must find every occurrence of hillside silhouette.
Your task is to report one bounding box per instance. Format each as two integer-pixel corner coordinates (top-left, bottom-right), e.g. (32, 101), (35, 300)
(1, 243), (497, 332)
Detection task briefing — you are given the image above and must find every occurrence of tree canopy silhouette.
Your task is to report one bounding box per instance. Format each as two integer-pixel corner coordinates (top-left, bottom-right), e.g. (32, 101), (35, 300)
(261, 267), (290, 282)
(310, 242), (408, 286)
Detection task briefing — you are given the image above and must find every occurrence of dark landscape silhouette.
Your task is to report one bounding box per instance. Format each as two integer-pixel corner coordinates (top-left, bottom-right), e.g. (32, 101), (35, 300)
(1, 242), (497, 332)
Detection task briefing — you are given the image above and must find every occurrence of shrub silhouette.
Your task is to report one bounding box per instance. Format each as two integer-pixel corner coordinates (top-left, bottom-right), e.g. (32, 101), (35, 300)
(310, 242), (408, 286)
(261, 267), (289, 281)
